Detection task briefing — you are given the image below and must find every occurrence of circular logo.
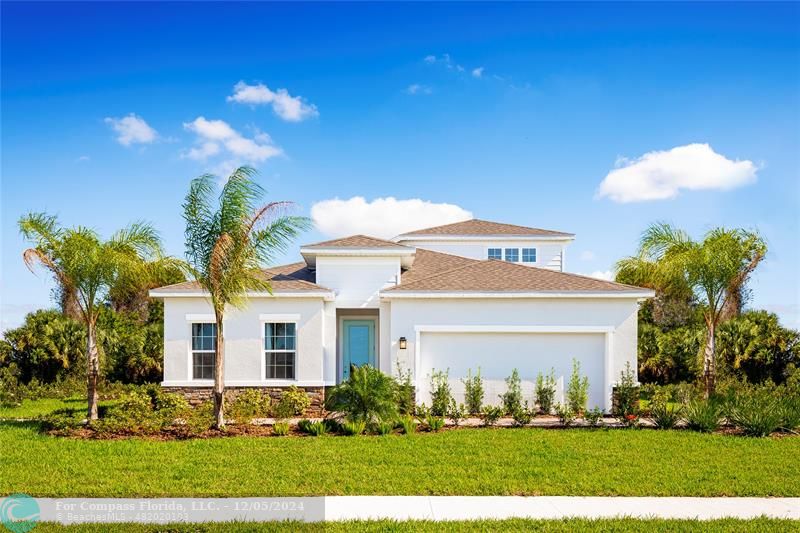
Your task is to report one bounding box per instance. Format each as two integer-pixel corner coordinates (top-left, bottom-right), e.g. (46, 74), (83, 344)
(0, 494), (39, 533)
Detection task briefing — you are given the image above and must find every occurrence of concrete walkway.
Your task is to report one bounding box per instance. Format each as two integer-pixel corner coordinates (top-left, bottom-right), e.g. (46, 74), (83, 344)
(30, 496), (800, 524)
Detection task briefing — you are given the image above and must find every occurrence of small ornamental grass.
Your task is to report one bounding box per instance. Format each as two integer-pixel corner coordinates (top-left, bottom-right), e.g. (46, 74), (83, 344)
(684, 399), (722, 433)
(398, 414), (418, 435)
(341, 419), (367, 436)
(373, 420), (395, 436)
(725, 390), (783, 437)
(425, 415), (445, 432)
(650, 394), (683, 430)
(272, 421), (290, 436)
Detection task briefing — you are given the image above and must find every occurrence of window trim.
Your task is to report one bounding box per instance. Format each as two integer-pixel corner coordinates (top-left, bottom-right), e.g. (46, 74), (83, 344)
(189, 321), (216, 382)
(522, 247), (537, 263)
(503, 248), (519, 263)
(487, 247), (502, 260)
(261, 319), (299, 381)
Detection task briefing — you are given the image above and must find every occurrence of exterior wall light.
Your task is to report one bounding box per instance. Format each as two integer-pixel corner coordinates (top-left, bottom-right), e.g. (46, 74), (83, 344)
(398, 337), (407, 350)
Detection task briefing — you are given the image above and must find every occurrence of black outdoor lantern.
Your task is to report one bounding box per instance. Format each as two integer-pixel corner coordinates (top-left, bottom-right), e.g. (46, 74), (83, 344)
(398, 337), (407, 350)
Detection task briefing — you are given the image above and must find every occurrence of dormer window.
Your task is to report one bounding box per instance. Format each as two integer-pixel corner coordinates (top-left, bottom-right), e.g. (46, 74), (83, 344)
(488, 248), (502, 260)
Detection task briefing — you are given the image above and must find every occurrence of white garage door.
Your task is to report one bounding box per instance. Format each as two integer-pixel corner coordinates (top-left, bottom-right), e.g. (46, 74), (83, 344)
(418, 332), (606, 410)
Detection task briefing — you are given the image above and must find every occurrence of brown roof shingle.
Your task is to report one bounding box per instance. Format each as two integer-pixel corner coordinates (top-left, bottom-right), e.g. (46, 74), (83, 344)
(303, 235), (413, 249)
(150, 262), (329, 294)
(398, 219), (574, 237)
(388, 259), (647, 293)
(399, 249), (479, 285)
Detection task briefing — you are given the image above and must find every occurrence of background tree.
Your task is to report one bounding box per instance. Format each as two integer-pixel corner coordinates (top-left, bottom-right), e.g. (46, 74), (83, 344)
(616, 222), (766, 396)
(19, 213), (169, 419)
(182, 166), (310, 428)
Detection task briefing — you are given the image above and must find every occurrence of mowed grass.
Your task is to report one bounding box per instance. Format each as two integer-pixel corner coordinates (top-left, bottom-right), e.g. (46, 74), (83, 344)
(0, 397), (117, 419)
(1, 420), (798, 497)
(29, 518), (800, 532)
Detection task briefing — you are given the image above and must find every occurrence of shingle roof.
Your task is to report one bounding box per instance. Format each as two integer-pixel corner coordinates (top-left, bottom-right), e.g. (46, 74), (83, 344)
(150, 262), (329, 294)
(303, 235), (413, 249)
(398, 219), (574, 237)
(398, 249), (479, 285)
(387, 259), (647, 293)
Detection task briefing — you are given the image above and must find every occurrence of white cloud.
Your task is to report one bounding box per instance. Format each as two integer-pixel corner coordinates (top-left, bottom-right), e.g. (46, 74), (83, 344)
(579, 270), (615, 281)
(227, 81), (319, 122)
(406, 84), (432, 95)
(579, 250), (596, 261)
(424, 55), (437, 64)
(182, 117), (282, 171)
(75, 155), (90, 162)
(104, 114), (157, 146)
(311, 197), (472, 239)
(597, 143), (758, 203)
(471, 67), (484, 78)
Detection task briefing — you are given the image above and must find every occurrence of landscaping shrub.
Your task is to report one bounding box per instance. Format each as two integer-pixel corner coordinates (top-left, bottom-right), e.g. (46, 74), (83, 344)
(373, 420), (394, 435)
(448, 400), (467, 427)
(429, 369), (452, 416)
(481, 405), (503, 427)
(425, 414), (445, 432)
(555, 404), (575, 427)
(725, 389), (784, 437)
(684, 399), (722, 433)
(326, 365), (398, 423)
(613, 362), (640, 423)
(535, 369), (556, 414)
(275, 385), (311, 417)
(297, 418), (313, 434)
(398, 414), (417, 434)
(93, 389), (162, 434)
(778, 396), (800, 431)
(462, 368), (484, 414)
(41, 407), (87, 432)
(306, 420), (328, 436)
(566, 359), (590, 415)
(272, 421), (290, 436)
(341, 419), (367, 436)
(500, 368), (523, 415)
(512, 402), (534, 427)
(584, 406), (604, 427)
(650, 392), (682, 429)
(394, 364), (415, 415)
(183, 400), (214, 435)
(228, 389), (270, 424)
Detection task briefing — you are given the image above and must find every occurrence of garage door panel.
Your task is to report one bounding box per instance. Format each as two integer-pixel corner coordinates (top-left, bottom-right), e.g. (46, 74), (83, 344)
(418, 332), (606, 410)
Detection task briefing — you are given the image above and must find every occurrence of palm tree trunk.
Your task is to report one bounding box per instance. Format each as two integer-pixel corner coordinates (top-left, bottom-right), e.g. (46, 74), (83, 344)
(702, 321), (716, 398)
(213, 316), (225, 429)
(87, 321), (99, 420)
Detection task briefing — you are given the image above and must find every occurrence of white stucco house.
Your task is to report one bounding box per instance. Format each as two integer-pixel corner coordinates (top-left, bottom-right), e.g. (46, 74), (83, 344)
(150, 219), (653, 412)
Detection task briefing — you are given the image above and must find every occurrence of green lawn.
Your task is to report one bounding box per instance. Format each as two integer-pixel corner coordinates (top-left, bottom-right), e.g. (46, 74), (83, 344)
(28, 519), (800, 532)
(0, 397), (117, 419)
(1, 418), (797, 497)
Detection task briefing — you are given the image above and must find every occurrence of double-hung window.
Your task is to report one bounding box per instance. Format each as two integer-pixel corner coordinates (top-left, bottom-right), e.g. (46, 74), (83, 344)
(522, 248), (537, 263)
(265, 322), (297, 379)
(191, 323), (216, 380)
(504, 248), (519, 262)
(487, 248), (502, 260)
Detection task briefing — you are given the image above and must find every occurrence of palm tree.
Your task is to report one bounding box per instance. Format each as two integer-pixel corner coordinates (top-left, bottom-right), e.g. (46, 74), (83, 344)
(616, 222), (766, 397)
(183, 166), (311, 428)
(19, 213), (168, 419)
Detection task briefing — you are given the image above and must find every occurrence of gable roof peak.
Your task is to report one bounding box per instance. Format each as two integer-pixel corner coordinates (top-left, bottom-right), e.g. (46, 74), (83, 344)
(396, 218), (574, 238)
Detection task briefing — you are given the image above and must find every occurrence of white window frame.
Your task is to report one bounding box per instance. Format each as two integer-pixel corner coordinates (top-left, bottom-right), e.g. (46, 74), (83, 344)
(261, 315), (300, 381)
(522, 247), (537, 263)
(504, 248), (519, 263)
(189, 321), (216, 382)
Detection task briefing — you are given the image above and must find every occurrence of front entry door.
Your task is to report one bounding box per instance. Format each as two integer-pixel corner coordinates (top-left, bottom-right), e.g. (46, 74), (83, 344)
(342, 319), (375, 380)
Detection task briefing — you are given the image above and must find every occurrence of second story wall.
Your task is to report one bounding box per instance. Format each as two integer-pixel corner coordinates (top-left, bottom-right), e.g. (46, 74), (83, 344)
(397, 239), (568, 271)
(315, 256), (401, 308)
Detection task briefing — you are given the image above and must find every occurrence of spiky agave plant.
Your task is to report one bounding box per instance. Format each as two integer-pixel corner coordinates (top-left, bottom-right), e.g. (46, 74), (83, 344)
(182, 166), (310, 428)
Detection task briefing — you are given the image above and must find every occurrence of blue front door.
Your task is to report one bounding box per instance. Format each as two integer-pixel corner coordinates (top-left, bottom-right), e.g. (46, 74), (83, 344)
(342, 320), (375, 379)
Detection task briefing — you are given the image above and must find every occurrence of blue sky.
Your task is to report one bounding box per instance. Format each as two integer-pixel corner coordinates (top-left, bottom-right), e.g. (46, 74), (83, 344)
(2, 2), (799, 331)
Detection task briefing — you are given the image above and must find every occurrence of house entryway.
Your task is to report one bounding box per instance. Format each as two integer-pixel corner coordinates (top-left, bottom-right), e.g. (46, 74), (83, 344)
(341, 319), (375, 379)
